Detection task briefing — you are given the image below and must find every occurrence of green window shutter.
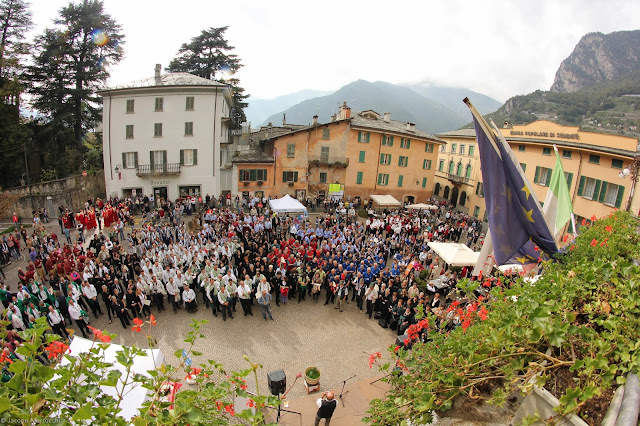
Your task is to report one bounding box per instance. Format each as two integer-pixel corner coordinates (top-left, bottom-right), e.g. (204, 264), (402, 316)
(366, 133), (370, 142)
(577, 176), (585, 196)
(566, 172), (573, 188)
(294, 171), (298, 182)
(593, 180), (602, 200)
(358, 132), (362, 142)
(422, 177), (427, 188)
(615, 185), (625, 208)
(380, 154), (384, 165)
(398, 157), (402, 166)
(282, 171), (286, 182)
(598, 181), (608, 203)
(193, 149), (197, 165)
(389, 136), (394, 147)
(534, 166), (540, 184)
(398, 175), (403, 187)
(356, 171), (363, 184)
(150, 151), (154, 166)
(359, 151), (365, 163)
(163, 150), (167, 164)
(134, 152), (138, 167)
(545, 169), (552, 187)
(122, 153), (126, 168)
(407, 139), (411, 149)
(180, 150), (184, 165)
(377, 174), (382, 185)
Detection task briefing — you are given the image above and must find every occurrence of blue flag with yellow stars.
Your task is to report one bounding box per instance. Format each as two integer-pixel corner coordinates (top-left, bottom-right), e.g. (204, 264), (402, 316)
(472, 116), (558, 265)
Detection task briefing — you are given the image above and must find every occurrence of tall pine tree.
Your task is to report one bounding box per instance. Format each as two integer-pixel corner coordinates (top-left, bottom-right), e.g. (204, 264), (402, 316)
(168, 26), (248, 124)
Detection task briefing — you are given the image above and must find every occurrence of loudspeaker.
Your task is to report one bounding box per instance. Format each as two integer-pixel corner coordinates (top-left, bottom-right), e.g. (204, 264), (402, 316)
(396, 334), (413, 350)
(267, 369), (286, 396)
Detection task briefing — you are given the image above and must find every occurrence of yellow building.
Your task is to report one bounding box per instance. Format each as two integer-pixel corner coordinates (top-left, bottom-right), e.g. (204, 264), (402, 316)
(435, 121), (640, 227)
(252, 103), (445, 203)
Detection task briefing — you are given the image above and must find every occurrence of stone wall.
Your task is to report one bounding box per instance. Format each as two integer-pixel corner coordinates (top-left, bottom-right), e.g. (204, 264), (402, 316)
(6, 172), (106, 220)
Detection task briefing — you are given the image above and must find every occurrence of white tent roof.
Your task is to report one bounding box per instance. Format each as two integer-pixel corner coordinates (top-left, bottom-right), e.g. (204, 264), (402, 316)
(268, 194), (307, 213)
(370, 194), (401, 207)
(60, 337), (164, 420)
(405, 203), (438, 210)
(427, 242), (480, 267)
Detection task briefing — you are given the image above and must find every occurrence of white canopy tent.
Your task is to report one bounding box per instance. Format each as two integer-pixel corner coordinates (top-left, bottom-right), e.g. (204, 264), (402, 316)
(405, 203), (438, 210)
(268, 194), (307, 213)
(370, 194), (401, 208)
(427, 242), (480, 267)
(59, 337), (165, 420)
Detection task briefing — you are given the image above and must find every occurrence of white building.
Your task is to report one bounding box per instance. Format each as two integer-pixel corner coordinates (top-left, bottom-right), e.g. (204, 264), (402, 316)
(99, 64), (234, 201)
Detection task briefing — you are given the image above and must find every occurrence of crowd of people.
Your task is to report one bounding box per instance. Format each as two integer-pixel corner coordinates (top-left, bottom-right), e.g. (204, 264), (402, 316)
(1, 193), (498, 380)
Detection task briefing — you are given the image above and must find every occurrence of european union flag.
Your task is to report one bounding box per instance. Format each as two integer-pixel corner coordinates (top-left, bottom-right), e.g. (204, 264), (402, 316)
(472, 115), (558, 265)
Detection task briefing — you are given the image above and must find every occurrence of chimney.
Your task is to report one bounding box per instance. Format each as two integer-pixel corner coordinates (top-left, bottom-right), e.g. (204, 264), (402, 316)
(154, 64), (162, 83)
(312, 115), (318, 126)
(330, 115), (336, 122)
(282, 114), (286, 126)
(338, 101), (351, 120)
(383, 112), (391, 123)
(406, 122), (416, 131)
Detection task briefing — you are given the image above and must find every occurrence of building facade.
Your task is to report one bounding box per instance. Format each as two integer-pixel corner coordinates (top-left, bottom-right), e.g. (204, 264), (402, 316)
(434, 121), (640, 226)
(99, 65), (233, 201)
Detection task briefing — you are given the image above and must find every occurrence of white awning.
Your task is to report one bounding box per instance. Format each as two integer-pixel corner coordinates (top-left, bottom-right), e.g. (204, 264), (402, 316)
(268, 194), (308, 213)
(405, 203), (438, 210)
(427, 242), (480, 267)
(370, 194), (401, 207)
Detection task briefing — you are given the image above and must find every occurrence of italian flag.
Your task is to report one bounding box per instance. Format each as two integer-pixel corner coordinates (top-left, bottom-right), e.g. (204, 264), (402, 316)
(542, 146), (574, 238)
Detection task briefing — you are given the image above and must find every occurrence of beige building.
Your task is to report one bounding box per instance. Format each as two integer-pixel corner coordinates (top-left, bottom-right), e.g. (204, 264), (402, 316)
(435, 121), (640, 228)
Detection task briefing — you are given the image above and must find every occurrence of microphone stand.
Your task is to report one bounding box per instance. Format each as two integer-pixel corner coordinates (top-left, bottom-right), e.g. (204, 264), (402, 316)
(337, 374), (356, 407)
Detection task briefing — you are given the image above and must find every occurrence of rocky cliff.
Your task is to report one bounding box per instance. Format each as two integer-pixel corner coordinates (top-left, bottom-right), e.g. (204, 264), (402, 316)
(550, 30), (640, 93)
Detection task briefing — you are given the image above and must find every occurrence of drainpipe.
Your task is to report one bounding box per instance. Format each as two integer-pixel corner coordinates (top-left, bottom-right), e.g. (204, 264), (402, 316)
(374, 133), (383, 191)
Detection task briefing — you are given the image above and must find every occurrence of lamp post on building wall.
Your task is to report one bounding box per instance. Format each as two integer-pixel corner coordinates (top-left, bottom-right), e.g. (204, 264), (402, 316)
(619, 156), (640, 212)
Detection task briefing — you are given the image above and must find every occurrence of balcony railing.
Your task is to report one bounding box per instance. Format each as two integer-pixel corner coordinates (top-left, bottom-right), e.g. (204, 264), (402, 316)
(436, 170), (469, 184)
(136, 163), (181, 176)
(308, 156), (349, 167)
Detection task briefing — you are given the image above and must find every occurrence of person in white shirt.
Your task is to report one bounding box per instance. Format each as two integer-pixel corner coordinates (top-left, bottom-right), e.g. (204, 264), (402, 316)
(237, 280), (253, 317)
(47, 305), (69, 339)
(68, 299), (90, 338)
(8, 305), (25, 331)
(82, 281), (102, 317)
(166, 278), (180, 314)
(217, 284), (233, 321)
(182, 285), (197, 313)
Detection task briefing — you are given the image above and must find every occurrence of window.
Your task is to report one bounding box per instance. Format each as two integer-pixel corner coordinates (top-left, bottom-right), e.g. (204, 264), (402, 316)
(150, 150), (166, 172)
(122, 152), (138, 169)
(465, 164), (472, 179)
(589, 154), (600, 164)
(440, 144), (446, 152)
(377, 173), (389, 186)
(542, 147), (551, 156)
(155, 97), (163, 112)
(456, 162), (463, 176)
(425, 143), (434, 153)
(520, 163), (527, 172)
(564, 172), (573, 187)
(602, 183), (623, 207)
(518, 145), (525, 152)
(534, 166), (552, 186)
(451, 143), (457, 154)
(398, 156), (408, 167)
(611, 159), (623, 169)
(185, 122), (194, 136)
(380, 153), (391, 165)
(473, 206), (480, 218)
(577, 177), (625, 208)
(448, 160), (455, 174)
(319, 172), (327, 183)
(287, 144), (295, 158)
(180, 149), (198, 166)
(422, 177), (427, 188)
(460, 144), (465, 155)
(357, 132), (370, 143)
(356, 171), (363, 185)
(434, 183), (441, 195)
(438, 160), (444, 172)
(397, 175), (404, 187)
(382, 135), (394, 146)
(475, 182), (484, 197)
(322, 128), (330, 139)
(468, 145), (475, 156)
(154, 123), (163, 137)
(126, 99), (134, 113)
(239, 169), (268, 182)
(579, 177), (598, 200)
(185, 96), (195, 111)
(125, 125), (134, 139)
(320, 146), (329, 161)
(423, 159), (432, 170)
(400, 138), (411, 149)
(358, 151), (365, 163)
(282, 171), (299, 182)
(562, 150), (572, 159)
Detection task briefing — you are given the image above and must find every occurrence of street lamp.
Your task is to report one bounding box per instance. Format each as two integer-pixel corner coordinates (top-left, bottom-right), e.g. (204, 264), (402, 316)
(619, 156), (640, 212)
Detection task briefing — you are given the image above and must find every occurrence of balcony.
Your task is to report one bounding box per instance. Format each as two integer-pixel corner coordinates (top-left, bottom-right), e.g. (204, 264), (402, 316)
(436, 171), (469, 184)
(308, 156), (349, 167)
(136, 163), (181, 176)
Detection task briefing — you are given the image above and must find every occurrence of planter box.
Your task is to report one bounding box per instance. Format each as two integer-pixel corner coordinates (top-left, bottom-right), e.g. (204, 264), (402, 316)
(512, 386), (589, 426)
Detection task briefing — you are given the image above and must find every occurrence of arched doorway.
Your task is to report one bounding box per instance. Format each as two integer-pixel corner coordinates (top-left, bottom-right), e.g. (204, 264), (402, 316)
(434, 183), (441, 195)
(443, 186), (450, 200)
(450, 187), (459, 206)
(404, 195), (415, 204)
(460, 191), (467, 206)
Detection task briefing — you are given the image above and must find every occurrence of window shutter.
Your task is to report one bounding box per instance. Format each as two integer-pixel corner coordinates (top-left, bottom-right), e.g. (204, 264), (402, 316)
(358, 132), (362, 142)
(366, 133), (370, 142)
(359, 151), (365, 162)
(294, 171), (298, 182)
(380, 154), (384, 165)
(149, 152), (154, 166)
(545, 169), (551, 187)
(282, 171), (286, 182)
(122, 153), (126, 168)
(566, 172), (573, 188)
(398, 175), (403, 187)
(390, 136), (394, 147)
(422, 177), (427, 188)
(382, 135), (386, 145)
(598, 181), (608, 203)
(163, 150), (167, 164)
(615, 185), (625, 208)
(577, 176), (585, 196)
(407, 139), (411, 149)
(534, 166), (540, 184)
(134, 152), (138, 167)
(593, 180), (602, 200)
(180, 150), (184, 165)
(377, 174), (382, 185)
(193, 149), (197, 165)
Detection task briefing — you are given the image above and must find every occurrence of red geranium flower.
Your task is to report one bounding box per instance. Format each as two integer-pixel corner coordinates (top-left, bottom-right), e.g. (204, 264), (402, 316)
(87, 326), (111, 343)
(44, 341), (69, 360)
(224, 404), (235, 416)
(478, 306), (488, 321)
(132, 317), (144, 333)
(605, 226), (612, 232)
(149, 314), (157, 326)
(590, 239), (598, 247)
(368, 352), (382, 368)
(246, 399), (255, 408)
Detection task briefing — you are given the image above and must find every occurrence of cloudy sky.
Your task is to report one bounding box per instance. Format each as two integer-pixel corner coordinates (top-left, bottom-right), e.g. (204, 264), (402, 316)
(29, 0), (640, 102)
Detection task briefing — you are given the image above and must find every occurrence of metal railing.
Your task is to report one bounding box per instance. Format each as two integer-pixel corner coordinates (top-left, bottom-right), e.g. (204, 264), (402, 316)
(136, 163), (181, 176)
(307, 155), (349, 166)
(436, 171), (470, 184)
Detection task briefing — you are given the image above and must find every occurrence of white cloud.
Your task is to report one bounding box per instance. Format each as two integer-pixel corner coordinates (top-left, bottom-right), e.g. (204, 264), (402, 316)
(28, 0), (640, 103)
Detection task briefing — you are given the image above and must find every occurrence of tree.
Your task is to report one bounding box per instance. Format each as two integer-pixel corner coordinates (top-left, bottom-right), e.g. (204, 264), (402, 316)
(28, 0), (124, 158)
(168, 26), (248, 125)
(0, 0), (32, 95)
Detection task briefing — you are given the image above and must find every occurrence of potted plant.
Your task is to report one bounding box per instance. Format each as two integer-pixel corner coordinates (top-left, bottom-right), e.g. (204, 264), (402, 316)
(257, 180), (263, 186)
(305, 367), (321, 386)
(243, 181), (250, 186)
(288, 182), (294, 187)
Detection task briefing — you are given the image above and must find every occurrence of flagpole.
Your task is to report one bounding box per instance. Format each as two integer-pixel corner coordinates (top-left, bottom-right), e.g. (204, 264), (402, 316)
(463, 98), (502, 159)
